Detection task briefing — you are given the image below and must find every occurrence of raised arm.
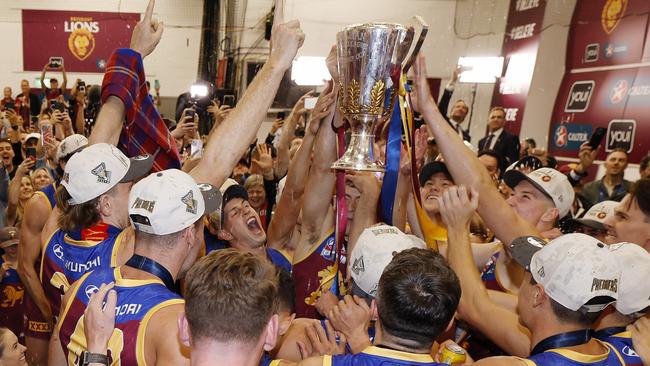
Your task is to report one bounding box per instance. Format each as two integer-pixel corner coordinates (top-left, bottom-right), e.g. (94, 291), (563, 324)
(266, 84), (336, 249)
(413, 55), (539, 245)
(61, 66), (68, 91)
(41, 65), (47, 91)
(6, 159), (35, 225)
(17, 195), (54, 327)
(438, 186), (531, 357)
(191, 2), (304, 188)
(275, 92), (312, 179)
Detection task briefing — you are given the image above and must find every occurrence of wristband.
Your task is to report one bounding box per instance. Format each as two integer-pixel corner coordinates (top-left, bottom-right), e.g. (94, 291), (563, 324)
(80, 351), (109, 366)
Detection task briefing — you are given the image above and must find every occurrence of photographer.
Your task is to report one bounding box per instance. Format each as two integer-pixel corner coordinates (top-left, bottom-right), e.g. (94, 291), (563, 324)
(15, 80), (41, 127)
(175, 80), (217, 135)
(1, 87), (14, 111)
(68, 79), (88, 134)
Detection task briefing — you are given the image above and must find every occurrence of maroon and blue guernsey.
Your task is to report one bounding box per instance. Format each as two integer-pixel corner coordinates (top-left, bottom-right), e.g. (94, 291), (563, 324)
(40, 225), (125, 317)
(57, 267), (183, 365)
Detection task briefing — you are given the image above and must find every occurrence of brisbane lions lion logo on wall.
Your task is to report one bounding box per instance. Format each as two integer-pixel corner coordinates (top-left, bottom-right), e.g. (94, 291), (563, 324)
(68, 28), (95, 61)
(601, 0), (628, 34)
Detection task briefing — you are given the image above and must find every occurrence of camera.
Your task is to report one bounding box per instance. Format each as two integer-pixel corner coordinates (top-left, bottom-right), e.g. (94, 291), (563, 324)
(49, 100), (65, 113)
(48, 56), (63, 69)
(185, 108), (196, 119)
(77, 81), (86, 93)
(3, 102), (14, 111)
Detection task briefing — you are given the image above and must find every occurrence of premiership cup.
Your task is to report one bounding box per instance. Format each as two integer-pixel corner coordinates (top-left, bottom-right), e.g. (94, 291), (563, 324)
(332, 23), (414, 171)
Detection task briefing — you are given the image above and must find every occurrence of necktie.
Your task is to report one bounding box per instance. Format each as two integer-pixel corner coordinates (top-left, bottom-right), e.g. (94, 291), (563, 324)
(484, 133), (494, 150)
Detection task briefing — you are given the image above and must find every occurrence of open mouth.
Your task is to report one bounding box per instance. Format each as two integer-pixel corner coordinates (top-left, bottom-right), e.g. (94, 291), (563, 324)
(425, 193), (439, 202)
(246, 217), (262, 234)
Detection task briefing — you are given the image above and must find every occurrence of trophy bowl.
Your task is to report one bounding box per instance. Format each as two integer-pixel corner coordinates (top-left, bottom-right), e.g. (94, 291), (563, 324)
(332, 22), (414, 172)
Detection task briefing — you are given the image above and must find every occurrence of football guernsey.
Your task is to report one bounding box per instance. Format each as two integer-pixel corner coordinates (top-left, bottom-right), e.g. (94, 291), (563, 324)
(594, 327), (642, 366)
(518, 340), (625, 366)
(57, 267), (183, 365)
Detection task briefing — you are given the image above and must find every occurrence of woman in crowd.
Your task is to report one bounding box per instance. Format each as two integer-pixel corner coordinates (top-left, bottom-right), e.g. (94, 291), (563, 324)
(0, 328), (26, 366)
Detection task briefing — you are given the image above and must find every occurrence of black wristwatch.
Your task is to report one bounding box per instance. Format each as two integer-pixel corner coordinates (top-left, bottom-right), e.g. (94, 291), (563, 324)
(80, 351), (109, 366)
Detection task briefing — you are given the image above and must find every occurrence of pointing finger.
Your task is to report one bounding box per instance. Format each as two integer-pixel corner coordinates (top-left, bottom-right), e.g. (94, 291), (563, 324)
(273, 0), (285, 27)
(144, 0), (156, 22)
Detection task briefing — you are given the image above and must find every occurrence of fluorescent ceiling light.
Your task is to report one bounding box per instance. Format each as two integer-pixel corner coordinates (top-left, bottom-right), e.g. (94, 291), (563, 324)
(291, 56), (331, 86)
(457, 56), (504, 83)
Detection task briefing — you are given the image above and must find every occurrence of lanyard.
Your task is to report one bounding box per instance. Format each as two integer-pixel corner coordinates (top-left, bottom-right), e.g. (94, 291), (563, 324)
(530, 329), (593, 355)
(125, 254), (177, 293)
(593, 326), (627, 339)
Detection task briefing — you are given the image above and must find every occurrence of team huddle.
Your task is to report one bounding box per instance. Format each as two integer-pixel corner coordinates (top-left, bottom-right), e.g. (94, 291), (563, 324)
(0, 0), (649, 366)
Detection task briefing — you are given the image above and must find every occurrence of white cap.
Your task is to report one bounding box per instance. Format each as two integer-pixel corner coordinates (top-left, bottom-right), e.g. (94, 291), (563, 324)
(504, 167), (575, 218)
(128, 169), (221, 235)
(55, 134), (88, 163)
(61, 143), (154, 205)
(567, 201), (618, 231)
(25, 132), (41, 142)
(349, 224), (426, 297)
(510, 233), (620, 312)
(609, 243), (650, 315)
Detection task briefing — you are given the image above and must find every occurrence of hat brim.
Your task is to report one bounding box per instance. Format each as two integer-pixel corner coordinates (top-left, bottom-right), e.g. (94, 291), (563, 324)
(503, 170), (554, 203)
(566, 218), (605, 231)
(0, 239), (19, 248)
(509, 236), (546, 270)
(120, 155), (155, 183)
(197, 183), (222, 215)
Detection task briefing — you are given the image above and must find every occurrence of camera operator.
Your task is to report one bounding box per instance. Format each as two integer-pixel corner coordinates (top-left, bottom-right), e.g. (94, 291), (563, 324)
(68, 79), (88, 135)
(82, 84), (102, 136)
(15, 80), (41, 128)
(175, 81), (217, 136)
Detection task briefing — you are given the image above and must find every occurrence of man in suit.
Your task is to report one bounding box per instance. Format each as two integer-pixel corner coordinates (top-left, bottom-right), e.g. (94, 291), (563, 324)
(438, 66), (471, 142)
(478, 106), (520, 175)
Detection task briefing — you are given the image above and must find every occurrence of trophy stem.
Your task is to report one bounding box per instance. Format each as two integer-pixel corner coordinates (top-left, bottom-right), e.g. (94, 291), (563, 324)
(331, 115), (385, 172)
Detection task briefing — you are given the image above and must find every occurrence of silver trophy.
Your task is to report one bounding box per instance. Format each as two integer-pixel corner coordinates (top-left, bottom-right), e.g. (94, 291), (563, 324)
(332, 22), (415, 171)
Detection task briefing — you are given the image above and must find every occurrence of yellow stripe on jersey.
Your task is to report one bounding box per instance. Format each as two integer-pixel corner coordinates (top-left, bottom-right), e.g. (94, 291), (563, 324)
(547, 339), (612, 363)
(135, 298), (185, 366)
(33, 191), (53, 210)
(322, 354), (332, 366)
(113, 267), (165, 287)
(110, 229), (128, 267)
(361, 346), (435, 363)
(39, 229), (62, 281)
(513, 357), (537, 365)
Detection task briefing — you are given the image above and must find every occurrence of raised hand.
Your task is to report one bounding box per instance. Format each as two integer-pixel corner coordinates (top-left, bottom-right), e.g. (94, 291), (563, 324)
(326, 45), (339, 83)
(306, 82), (337, 135)
(268, 0), (305, 71)
(629, 317), (650, 365)
(130, 0), (164, 58)
(437, 185), (479, 230)
(413, 54), (439, 118)
(293, 90), (314, 115)
(84, 282), (117, 354)
(251, 144), (274, 175)
(414, 126), (429, 171)
(575, 142), (597, 174)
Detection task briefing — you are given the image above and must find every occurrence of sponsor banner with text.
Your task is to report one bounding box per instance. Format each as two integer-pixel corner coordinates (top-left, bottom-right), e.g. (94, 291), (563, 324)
(568, 0), (649, 69)
(548, 67), (647, 161)
(22, 10), (140, 73)
(490, 0), (547, 136)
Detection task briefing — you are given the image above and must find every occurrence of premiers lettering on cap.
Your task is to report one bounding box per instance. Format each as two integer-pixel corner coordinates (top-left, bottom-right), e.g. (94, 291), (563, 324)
(591, 278), (618, 293)
(371, 227), (399, 236)
(131, 197), (156, 213)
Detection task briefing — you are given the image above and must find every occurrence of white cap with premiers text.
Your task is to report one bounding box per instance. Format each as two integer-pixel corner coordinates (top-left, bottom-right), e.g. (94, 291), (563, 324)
(129, 169), (222, 235)
(608, 242), (650, 315)
(510, 233), (620, 312)
(350, 224), (426, 297)
(61, 143), (154, 205)
(504, 167), (575, 218)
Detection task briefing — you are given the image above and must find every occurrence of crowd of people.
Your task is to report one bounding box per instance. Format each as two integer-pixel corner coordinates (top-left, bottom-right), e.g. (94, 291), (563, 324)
(1, 1), (650, 365)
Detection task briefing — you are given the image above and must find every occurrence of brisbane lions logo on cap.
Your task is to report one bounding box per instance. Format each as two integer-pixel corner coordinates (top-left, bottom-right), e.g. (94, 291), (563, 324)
(91, 162), (111, 184)
(182, 191), (197, 214)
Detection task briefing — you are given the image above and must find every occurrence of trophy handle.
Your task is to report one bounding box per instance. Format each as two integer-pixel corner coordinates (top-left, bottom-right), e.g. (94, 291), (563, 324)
(403, 16), (429, 74)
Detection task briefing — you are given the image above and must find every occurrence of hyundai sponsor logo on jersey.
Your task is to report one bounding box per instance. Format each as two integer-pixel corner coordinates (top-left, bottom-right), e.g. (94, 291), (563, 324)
(553, 123), (592, 151)
(606, 120), (636, 153)
(564, 81), (595, 112)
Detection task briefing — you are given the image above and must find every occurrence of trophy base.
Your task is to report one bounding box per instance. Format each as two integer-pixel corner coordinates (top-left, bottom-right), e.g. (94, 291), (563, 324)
(331, 158), (385, 172)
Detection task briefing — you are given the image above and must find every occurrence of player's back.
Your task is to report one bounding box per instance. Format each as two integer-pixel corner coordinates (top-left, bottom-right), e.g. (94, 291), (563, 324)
(520, 340), (625, 366)
(326, 346), (445, 365)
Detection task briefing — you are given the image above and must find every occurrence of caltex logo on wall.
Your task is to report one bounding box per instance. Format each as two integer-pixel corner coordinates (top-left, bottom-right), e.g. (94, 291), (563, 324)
(601, 0), (628, 34)
(555, 125), (568, 147)
(610, 79), (628, 104)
